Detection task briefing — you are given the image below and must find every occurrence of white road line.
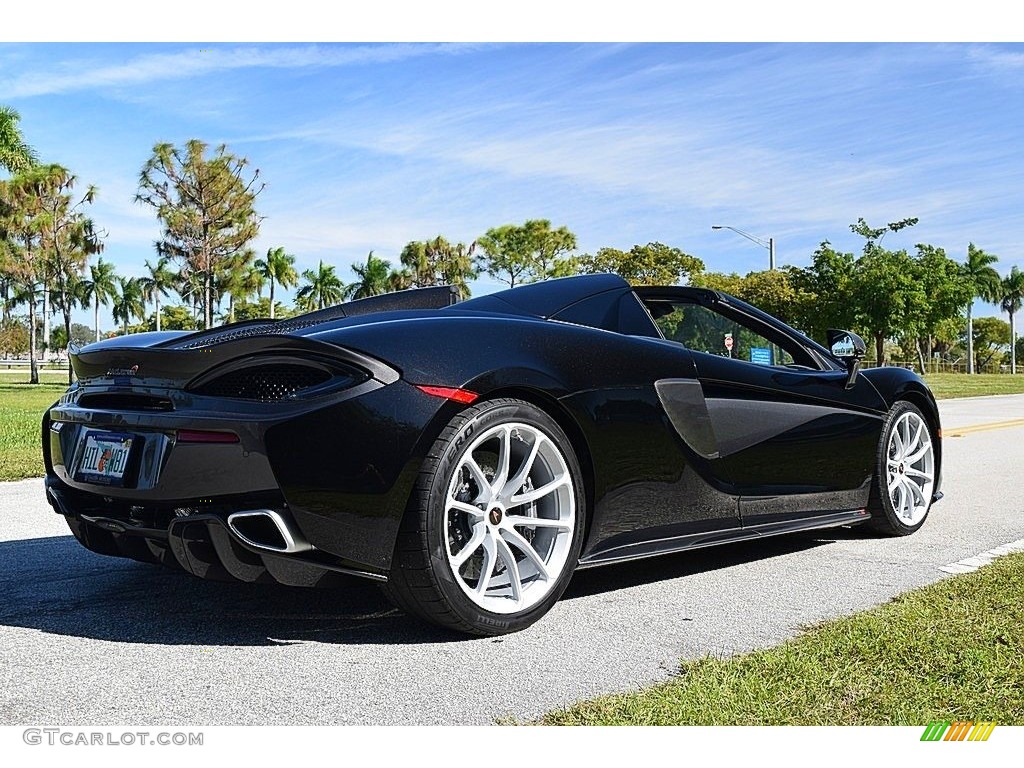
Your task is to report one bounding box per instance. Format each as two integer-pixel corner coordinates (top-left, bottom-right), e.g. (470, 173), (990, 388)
(938, 538), (1024, 574)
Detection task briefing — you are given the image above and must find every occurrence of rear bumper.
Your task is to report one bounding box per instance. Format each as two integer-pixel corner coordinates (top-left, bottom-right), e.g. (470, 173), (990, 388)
(43, 378), (459, 573)
(46, 480), (387, 585)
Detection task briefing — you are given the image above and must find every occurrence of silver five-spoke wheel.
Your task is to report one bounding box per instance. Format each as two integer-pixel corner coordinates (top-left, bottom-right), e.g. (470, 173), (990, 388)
(444, 422), (575, 614)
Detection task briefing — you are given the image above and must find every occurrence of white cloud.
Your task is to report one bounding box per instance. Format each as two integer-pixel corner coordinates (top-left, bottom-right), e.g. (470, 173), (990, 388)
(966, 44), (1024, 72)
(0, 43), (484, 100)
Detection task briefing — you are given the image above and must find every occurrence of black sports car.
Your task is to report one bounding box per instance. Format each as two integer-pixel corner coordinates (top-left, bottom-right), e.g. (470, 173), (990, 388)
(43, 274), (942, 635)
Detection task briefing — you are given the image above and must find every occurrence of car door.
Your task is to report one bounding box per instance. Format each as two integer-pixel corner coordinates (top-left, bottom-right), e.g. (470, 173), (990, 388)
(635, 286), (889, 526)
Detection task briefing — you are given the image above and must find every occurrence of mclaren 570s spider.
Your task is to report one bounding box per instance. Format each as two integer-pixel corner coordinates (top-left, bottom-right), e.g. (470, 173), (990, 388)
(43, 274), (941, 635)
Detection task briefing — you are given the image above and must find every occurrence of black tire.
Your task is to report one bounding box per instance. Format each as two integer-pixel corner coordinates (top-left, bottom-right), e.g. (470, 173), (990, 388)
(382, 398), (586, 636)
(866, 400), (936, 536)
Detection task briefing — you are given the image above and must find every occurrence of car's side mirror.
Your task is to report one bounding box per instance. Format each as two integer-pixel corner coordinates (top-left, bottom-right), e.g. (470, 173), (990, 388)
(826, 329), (867, 389)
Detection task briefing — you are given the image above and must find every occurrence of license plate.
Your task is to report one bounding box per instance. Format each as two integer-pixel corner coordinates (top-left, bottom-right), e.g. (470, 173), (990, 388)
(76, 431), (134, 486)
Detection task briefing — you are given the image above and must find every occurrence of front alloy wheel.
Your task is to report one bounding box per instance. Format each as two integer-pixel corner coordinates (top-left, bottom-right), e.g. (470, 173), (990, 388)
(869, 401), (936, 535)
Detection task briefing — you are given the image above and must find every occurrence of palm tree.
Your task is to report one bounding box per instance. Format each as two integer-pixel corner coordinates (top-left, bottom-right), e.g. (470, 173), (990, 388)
(79, 258), (118, 342)
(295, 260), (344, 312)
(112, 277), (145, 336)
(254, 247), (298, 320)
(1000, 266), (1024, 375)
(138, 255), (176, 332)
(50, 273), (83, 383)
(342, 252), (392, 300)
(962, 244), (1002, 374)
(400, 236), (476, 298)
(219, 253), (264, 324)
(0, 165), (48, 382)
(387, 268), (413, 292)
(0, 106), (36, 174)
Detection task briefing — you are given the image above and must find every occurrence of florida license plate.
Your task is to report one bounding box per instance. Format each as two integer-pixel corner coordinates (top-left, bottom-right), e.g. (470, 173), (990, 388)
(76, 431), (134, 486)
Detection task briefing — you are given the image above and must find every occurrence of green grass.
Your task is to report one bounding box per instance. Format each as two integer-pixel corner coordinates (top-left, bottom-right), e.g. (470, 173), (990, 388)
(540, 552), (1024, 725)
(0, 382), (66, 481)
(923, 373), (1024, 400)
(0, 372), (1022, 482)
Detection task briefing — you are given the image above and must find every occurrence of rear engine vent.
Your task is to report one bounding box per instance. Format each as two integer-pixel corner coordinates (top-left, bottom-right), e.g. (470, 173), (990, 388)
(78, 393), (174, 411)
(192, 364), (335, 401)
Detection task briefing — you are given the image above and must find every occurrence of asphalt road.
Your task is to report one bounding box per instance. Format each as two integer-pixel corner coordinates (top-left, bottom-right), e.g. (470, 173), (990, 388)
(2, 394), (1023, 725)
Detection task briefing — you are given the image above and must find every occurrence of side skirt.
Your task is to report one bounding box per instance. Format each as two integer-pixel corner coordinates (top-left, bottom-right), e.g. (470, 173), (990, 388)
(576, 508), (870, 569)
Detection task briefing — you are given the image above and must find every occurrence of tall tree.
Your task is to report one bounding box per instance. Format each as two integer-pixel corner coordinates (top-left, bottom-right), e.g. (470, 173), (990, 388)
(579, 242), (704, 286)
(138, 255), (176, 332)
(476, 219), (577, 287)
(112, 276), (145, 336)
(853, 247), (927, 366)
(849, 218), (925, 366)
(788, 242), (858, 344)
(0, 106), (36, 174)
(34, 166), (103, 383)
(296, 260), (344, 311)
(135, 139), (264, 329)
(0, 165), (50, 382)
(79, 257), (118, 342)
(912, 245), (973, 374)
(1000, 266), (1024, 375)
(961, 244), (1001, 374)
(342, 252), (392, 300)
(399, 236), (476, 298)
(253, 246), (297, 319)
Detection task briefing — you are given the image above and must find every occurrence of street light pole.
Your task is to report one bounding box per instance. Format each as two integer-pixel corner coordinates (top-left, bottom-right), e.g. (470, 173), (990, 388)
(712, 225), (776, 270)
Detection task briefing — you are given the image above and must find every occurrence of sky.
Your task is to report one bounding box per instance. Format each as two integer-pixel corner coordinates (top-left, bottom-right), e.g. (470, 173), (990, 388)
(2, 37), (1023, 331)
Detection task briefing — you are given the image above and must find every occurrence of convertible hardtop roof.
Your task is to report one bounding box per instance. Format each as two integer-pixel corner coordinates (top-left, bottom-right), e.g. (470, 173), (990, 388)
(454, 273), (632, 318)
(146, 274), (639, 350)
(109, 273), (673, 355)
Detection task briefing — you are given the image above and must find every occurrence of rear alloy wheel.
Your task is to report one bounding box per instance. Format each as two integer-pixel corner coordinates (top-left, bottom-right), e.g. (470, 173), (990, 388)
(868, 401), (936, 536)
(384, 398), (585, 635)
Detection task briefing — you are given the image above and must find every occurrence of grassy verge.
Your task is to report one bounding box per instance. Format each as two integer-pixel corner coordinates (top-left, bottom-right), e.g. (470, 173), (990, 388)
(0, 382), (65, 481)
(0, 373), (1022, 482)
(541, 552), (1024, 725)
(924, 373), (1024, 399)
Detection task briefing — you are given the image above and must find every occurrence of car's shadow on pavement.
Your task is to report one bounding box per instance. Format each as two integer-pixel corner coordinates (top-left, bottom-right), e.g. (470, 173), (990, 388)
(0, 530), (845, 646)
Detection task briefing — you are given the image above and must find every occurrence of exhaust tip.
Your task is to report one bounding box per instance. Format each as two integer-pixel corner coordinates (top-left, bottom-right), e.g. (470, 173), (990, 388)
(227, 509), (312, 554)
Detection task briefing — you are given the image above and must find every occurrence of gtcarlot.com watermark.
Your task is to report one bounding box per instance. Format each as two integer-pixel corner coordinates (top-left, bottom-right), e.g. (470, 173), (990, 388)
(23, 728), (203, 747)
